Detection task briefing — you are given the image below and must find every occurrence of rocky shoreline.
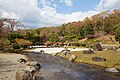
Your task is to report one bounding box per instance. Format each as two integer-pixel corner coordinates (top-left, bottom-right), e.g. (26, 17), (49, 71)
(28, 52), (120, 80)
(0, 52), (120, 80)
(0, 53), (29, 80)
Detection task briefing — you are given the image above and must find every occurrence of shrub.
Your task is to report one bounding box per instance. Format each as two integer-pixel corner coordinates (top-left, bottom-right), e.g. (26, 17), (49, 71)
(0, 38), (11, 49)
(44, 41), (53, 47)
(87, 35), (95, 39)
(16, 39), (32, 48)
(12, 43), (20, 49)
(115, 33), (120, 43)
(84, 39), (100, 45)
(72, 42), (86, 47)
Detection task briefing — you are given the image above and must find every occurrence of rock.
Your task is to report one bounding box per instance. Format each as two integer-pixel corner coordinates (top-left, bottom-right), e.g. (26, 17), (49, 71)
(25, 66), (36, 72)
(18, 61), (41, 80)
(103, 48), (107, 50)
(61, 48), (70, 56)
(26, 61), (38, 66)
(92, 43), (102, 51)
(61, 51), (70, 56)
(16, 70), (34, 80)
(73, 47), (75, 49)
(69, 55), (77, 62)
(112, 46), (117, 51)
(117, 48), (120, 52)
(52, 53), (58, 56)
(26, 61), (41, 71)
(63, 47), (68, 51)
(92, 57), (106, 62)
(61, 48), (70, 52)
(83, 49), (94, 54)
(35, 63), (41, 70)
(40, 50), (45, 53)
(18, 58), (27, 64)
(105, 68), (119, 73)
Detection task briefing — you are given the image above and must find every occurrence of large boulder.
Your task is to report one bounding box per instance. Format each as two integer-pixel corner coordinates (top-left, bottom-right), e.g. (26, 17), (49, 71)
(18, 58), (27, 64)
(25, 66), (36, 73)
(61, 51), (70, 56)
(69, 55), (77, 62)
(40, 50), (45, 54)
(16, 70), (34, 80)
(16, 61), (41, 80)
(52, 53), (58, 56)
(117, 48), (120, 52)
(26, 61), (41, 71)
(105, 68), (118, 73)
(61, 48), (70, 56)
(83, 49), (94, 54)
(26, 61), (38, 66)
(92, 57), (106, 62)
(92, 43), (102, 51)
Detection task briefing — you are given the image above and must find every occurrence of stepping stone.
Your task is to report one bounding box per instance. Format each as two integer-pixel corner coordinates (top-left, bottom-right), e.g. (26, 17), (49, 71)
(92, 57), (106, 62)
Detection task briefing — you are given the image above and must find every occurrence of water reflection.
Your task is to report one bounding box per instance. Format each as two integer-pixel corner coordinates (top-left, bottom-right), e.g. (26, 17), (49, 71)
(27, 52), (120, 80)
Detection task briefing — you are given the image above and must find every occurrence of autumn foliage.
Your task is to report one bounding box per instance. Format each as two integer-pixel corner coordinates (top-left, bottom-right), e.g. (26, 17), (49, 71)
(0, 9), (120, 51)
(16, 39), (32, 47)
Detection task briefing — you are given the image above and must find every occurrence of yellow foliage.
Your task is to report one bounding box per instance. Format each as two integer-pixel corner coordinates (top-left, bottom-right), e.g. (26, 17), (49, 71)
(44, 41), (53, 46)
(15, 39), (32, 46)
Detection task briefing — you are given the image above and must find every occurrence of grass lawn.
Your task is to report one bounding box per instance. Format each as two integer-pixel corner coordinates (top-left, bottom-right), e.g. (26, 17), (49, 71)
(58, 50), (120, 69)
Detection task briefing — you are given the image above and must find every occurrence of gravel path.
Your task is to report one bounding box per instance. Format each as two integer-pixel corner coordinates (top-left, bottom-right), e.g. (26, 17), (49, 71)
(30, 48), (89, 54)
(0, 53), (28, 80)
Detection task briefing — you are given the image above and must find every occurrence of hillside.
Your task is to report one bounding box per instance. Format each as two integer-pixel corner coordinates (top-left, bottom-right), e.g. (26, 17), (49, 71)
(36, 9), (120, 45)
(0, 9), (120, 50)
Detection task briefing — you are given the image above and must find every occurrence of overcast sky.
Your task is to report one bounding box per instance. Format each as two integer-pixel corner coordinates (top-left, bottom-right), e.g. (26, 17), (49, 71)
(0, 0), (120, 28)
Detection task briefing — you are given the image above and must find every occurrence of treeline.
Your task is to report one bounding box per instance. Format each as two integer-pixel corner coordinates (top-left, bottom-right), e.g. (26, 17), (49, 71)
(36, 9), (120, 43)
(0, 9), (120, 51)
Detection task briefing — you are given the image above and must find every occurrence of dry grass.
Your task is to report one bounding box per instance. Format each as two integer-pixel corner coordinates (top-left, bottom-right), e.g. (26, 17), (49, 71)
(97, 35), (119, 44)
(59, 50), (120, 69)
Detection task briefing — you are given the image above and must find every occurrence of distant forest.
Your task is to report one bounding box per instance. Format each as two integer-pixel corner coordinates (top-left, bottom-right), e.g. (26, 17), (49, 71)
(0, 9), (120, 50)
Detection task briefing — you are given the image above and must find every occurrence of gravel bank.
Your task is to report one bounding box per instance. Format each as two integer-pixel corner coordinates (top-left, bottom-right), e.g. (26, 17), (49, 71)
(0, 53), (28, 80)
(30, 48), (89, 54)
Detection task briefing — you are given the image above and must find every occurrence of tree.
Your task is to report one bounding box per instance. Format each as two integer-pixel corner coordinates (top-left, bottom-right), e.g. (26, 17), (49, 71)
(2, 18), (22, 32)
(115, 33), (120, 43)
(25, 32), (40, 45)
(0, 18), (23, 39)
(16, 39), (32, 48)
(113, 22), (120, 33)
(25, 32), (31, 40)
(48, 32), (59, 42)
(0, 20), (4, 38)
(40, 35), (47, 43)
(31, 33), (40, 45)
(82, 17), (94, 37)
(44, 41), (53, 47)
(7, 32), (23, 43)
(0, 38), (10, 49)
(0, 17), (24, 50)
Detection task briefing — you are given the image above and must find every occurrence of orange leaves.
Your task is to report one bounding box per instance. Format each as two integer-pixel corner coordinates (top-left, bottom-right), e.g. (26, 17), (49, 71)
(15, 38), (32, 46)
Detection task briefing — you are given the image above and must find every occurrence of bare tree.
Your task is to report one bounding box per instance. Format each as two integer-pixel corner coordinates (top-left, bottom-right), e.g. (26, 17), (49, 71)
(2, 18), (22, 32)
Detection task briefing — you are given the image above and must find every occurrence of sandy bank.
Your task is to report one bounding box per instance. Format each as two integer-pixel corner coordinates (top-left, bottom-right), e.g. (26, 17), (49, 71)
(0, 53), (28, 80)
(30, 48), (89, 54)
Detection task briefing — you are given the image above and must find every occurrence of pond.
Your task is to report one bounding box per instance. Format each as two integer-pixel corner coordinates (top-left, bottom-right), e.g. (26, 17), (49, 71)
(27, 52), (120, 80)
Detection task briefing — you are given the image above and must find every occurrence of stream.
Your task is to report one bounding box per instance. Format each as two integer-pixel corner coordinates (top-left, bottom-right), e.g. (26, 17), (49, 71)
(27, 52), (120, 80)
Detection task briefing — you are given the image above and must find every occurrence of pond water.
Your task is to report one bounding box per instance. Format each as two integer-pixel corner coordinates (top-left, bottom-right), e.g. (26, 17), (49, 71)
(27, 52), (120, 80)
